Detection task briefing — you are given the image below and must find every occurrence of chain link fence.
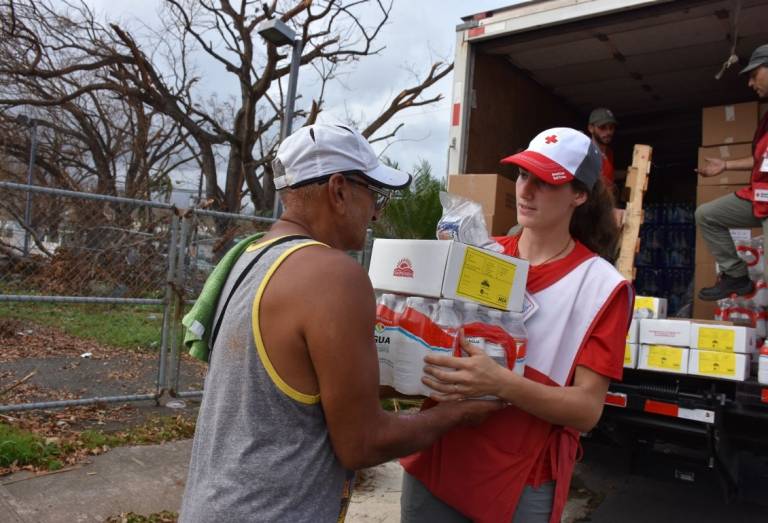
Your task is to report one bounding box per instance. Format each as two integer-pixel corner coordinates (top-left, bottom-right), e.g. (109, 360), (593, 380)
(0, 181), (372, 412)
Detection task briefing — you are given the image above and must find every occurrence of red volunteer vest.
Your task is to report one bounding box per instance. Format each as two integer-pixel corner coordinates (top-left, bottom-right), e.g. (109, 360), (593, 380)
(736, 112), (768, 217)
(401, 241), (631, 523)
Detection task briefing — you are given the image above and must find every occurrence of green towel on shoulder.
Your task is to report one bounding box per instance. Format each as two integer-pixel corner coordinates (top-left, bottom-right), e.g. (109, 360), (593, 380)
(183, 232), (265, 362)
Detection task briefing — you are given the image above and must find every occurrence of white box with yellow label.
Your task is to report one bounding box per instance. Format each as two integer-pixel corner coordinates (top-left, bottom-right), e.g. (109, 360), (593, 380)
(626, 319), (639, 344)
(639, 319), (691, 347)
(624, 343), (638, 369)
(688, 349), (750, 381)
(368, 239), (529, 311)
(633, 296), (668, 319)
(638, 345), (689, 374)
(689, 322), (756, 354)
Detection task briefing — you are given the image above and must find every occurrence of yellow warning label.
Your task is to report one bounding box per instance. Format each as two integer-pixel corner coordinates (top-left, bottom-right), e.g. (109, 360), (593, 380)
(455, 247), (516, 308)
(647, 345), (683, 370)
(634, 296), (657, 315)
(624, 343), (632, 364)
(697, 351), (737, 377)
(697, 327), (736, 352)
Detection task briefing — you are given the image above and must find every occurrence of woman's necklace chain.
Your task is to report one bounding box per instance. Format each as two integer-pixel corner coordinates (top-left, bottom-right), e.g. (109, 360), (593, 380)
(517, 237), (573, 266)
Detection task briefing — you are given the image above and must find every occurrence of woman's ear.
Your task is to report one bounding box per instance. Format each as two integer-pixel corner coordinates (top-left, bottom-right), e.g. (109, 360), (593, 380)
(573, 190), (588, 208)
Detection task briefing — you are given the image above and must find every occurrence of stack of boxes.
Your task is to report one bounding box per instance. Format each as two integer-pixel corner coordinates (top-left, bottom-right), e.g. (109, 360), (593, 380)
(694, 101), (767, 320)
(626, 295), (755, 381)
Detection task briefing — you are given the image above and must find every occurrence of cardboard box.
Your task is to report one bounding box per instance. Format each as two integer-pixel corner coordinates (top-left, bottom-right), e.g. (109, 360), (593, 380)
(690, 322), (756, 353)
(760, 102), (767, 120)
(701, 101), (758, 146)
(626, 319), (639, 343)
(697, 143), (753, 186)
(688, 349), (750, 381)
(639, 319), (691, 347)
(447, 174), (517, 236)
(696, 184), (743, 206)
(639, 345), (690, 374)
(634, 296), (667, 319)
(624, 342), (638, 369)
(368, 239), (529, 311)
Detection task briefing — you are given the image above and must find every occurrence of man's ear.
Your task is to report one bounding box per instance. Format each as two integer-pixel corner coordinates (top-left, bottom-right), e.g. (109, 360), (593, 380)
(326, 173), (348, 213)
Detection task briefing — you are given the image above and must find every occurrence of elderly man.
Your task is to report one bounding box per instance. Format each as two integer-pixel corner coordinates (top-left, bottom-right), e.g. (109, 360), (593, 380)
(696, 44), (768, 301)
(179, 124), (499, 523)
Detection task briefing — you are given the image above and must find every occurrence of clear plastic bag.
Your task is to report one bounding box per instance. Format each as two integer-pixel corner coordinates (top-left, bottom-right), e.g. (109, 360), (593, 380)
(436, 192), (503, 252)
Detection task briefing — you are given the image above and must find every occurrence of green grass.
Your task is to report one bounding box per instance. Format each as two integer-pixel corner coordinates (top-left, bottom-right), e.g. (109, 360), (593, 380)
(0, 423), (63, 470)
(0, 416), (196, 472)
(0, 302), (165, 351)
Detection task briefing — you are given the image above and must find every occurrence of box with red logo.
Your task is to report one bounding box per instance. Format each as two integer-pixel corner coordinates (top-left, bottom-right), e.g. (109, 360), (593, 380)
(368, 239), (529, 311)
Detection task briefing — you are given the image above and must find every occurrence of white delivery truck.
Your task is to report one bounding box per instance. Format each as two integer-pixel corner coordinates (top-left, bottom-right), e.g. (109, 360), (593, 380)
(448, 0), (768, 502)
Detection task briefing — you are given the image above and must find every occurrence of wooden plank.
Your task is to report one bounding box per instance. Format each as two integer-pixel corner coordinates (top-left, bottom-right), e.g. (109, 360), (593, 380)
(615, 144), (653, 280)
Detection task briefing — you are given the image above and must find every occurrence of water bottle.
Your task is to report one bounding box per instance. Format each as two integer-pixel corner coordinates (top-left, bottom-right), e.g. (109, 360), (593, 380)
(502, 311), (528, 376)
(485, 309), (510, 368)
(759, 342), (768, 385)
(460, 301), (486, 355)
(434, 299), (462, 353)
(375, 293), (403, 387)
(395, 296), (436, 395)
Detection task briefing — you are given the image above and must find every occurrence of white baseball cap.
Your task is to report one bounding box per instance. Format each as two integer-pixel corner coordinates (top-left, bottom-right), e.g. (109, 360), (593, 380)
(273, 124), (411, 190)
(500, 127), (601, 190)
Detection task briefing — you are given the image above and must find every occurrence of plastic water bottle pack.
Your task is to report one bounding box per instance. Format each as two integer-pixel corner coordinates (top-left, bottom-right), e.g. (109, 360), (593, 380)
(374, 293), (527, 397)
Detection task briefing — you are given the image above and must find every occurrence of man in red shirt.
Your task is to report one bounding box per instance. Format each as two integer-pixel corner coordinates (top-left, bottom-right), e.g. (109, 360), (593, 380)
(588, 107), (618, 189)
(696, 44), (768, 301)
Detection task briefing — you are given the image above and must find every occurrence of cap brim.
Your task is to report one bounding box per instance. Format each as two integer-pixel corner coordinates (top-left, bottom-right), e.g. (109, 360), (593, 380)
(500, 150), (574, 185)
(362, 163), (412, 190)
(739, 60), (764, 75)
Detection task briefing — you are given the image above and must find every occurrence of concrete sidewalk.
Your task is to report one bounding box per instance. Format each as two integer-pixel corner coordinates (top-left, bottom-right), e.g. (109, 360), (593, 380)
(0, 440), (589, 522)
(0, 439), (406, 523)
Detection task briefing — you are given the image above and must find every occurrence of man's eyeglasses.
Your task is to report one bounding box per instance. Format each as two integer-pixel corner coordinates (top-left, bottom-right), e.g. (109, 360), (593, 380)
(344, 178), (391, 211)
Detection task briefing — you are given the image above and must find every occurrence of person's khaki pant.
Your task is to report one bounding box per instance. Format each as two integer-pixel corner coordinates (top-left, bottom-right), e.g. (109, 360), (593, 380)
(695, 192), (768, 279)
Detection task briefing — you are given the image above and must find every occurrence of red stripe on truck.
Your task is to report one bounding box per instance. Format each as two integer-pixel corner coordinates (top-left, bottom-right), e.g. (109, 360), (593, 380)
(644, 399), (678, 418)
(605, 392), (627, 408)
(762, 389), (768, 403)
(451, 103), (461, 126)
(468, 26), (485, 38)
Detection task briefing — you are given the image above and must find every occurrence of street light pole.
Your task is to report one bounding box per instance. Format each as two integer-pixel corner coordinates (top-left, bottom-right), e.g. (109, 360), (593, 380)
(257, 17), (302, 220)
(273, 36), (303, 219)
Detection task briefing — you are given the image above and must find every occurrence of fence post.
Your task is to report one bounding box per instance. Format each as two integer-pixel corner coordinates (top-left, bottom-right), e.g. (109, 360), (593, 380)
(156, 213), (179, 397)
(169, 213), (192, 394)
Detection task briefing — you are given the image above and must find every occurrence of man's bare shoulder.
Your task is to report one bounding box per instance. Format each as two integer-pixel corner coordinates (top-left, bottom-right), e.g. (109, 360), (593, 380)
(278, 244), (372, 296)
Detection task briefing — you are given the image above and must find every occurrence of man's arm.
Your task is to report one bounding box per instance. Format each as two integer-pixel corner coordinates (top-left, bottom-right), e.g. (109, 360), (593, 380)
(697, 156), (754, 177)
(300, 249), (499, 470)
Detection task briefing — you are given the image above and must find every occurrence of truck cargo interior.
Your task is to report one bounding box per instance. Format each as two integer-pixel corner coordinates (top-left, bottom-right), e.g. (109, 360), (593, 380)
(460, 0), (768, 316)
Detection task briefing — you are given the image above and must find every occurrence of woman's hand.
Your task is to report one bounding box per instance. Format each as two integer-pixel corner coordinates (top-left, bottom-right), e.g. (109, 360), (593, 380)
(422, 335), (515, 401)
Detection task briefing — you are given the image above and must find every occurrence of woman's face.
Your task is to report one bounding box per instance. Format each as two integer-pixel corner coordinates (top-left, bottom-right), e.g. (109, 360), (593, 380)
(515, 171), (586, 230)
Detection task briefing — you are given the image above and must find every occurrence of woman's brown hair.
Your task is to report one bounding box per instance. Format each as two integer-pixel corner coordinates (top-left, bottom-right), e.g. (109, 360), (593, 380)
(570, 178), (620, 260)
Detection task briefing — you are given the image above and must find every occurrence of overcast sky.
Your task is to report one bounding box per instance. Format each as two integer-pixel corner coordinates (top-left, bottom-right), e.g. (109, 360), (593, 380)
(84, 1), (513, 183)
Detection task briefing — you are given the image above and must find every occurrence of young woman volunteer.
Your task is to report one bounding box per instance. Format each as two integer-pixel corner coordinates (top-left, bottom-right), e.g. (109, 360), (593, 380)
(400, 127), (633, 523)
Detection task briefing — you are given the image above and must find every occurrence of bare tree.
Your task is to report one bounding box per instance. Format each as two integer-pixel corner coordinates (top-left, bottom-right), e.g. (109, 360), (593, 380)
(0, 0), (452, 217)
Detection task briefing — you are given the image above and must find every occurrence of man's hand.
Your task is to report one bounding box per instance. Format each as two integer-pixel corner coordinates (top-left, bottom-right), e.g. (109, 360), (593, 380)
(696, 157), (726, 177)
(429, 398), (504, 426)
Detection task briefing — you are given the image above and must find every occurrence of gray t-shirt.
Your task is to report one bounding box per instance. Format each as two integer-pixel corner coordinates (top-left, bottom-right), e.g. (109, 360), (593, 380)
(180, 237), (353, 523)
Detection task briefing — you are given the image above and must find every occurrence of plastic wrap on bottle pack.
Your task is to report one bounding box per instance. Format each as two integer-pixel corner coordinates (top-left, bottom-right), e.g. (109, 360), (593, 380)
(374, 293), (405, 387)
(718, 297), (762, 334)
(735, 236), (764, 281)
(436, 192), (503, 252)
